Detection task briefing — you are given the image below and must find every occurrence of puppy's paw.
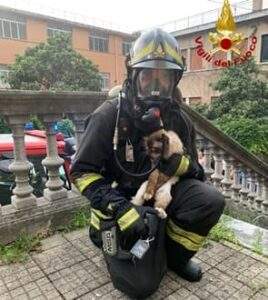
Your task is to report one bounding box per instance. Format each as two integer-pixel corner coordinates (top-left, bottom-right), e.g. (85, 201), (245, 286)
(143, 192), (153, 201)
(155, 207), (167, 219)
(131, 181), (148, 206)
(155, 188), (172, 210)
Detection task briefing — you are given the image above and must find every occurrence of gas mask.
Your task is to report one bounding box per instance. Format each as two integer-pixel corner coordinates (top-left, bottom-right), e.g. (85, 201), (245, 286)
(131, 68), (175, 134)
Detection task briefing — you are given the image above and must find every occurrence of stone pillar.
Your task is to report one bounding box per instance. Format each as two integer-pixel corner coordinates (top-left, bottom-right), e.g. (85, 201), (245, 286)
(42, 115), (67, 201)
(7, 115), (37, 209)
(231, 161), (241, 204)
(255, 176), (264, 213)
(203, 140), (214, 181)
(70, 113), (88, 149)
(240, 167), (249, 208)
(211, 149), (224, 191)
(247, 172), (257, 211)
(252, 0), (263, 11)
(221, 155), (233, 202)
(262, 181), (268, 216)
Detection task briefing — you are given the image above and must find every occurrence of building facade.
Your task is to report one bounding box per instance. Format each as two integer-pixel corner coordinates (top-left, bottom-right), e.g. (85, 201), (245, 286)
(173, 5), (268, 105)
(0, 6), (134, 90)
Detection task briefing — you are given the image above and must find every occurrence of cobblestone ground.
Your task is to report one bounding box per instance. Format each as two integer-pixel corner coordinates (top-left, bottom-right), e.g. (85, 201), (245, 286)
(0, 228), (267, 300)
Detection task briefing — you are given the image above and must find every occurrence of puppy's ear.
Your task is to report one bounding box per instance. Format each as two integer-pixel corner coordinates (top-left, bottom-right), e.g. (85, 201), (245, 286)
(162, 133), (169, 157)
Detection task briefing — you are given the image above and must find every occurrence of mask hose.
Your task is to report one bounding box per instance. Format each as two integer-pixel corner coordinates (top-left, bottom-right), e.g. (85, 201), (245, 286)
(113, 92), (161, 178)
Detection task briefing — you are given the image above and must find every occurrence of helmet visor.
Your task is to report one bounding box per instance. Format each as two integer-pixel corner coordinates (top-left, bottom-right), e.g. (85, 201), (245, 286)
(136, 68), (175, 98)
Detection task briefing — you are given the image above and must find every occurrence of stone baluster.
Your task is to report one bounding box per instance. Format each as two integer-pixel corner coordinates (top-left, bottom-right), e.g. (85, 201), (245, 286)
(202, 140), (214, 181)
(247, 172), (257, 211)
(255, 176), (264, 213)
(211, 148), (224, 191)
(42, 115), (67, 201)
(195, 133), (204, 150)
(231, 161), (242, 204)
(240, 167), (249, 208)
(221, 155), (233, 202)
(262, 181), (268, 216)
(6, 115), (37, 209)
(70, 113), (88, 149)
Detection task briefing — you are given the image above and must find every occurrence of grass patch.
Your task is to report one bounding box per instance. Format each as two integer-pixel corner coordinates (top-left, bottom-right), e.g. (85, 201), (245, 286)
(0, 207), (91, 265)
(251, 229), (263, 255)
(57, 207), (91, 233)
(207, 215), (240, 245)
(0, 234), (42, 264)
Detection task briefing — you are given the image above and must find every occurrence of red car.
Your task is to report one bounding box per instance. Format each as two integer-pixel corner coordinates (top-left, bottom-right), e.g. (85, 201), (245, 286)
(0, 130), (74, 206)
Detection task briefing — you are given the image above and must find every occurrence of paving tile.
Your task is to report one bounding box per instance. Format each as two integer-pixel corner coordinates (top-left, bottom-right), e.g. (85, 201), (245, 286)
(0, 259), (44, 293)
(63, 228), (89, 242)
(31, 240), (86, 275)
(68, 234), (101, 260)
(48, 260), (110, 299)
(40, 234), (68, 251)
(1, 277), (62, 300)
(1, 229), (268, 300)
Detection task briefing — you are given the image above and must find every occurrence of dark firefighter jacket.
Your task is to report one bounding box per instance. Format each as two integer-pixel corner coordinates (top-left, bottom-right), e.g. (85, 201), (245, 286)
(70, 96), (205, 215)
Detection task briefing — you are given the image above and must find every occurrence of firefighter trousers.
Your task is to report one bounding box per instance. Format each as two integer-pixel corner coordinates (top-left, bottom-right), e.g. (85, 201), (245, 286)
(165, 178), (225, 272)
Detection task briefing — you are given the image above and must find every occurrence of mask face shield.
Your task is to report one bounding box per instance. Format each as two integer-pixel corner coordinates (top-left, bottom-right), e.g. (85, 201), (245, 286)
(136, 68), (175, 99)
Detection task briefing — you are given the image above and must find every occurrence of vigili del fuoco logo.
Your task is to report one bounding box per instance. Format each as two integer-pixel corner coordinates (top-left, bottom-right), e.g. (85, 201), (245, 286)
(194, 0), (257, 68)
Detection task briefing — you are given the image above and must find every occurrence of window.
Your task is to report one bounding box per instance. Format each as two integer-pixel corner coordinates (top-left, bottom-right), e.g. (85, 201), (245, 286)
(122, 39), (132, 56)
(0, 65), (9, 88)
(0, 18), (26, 40)
(261, 35), (268, 62)
(47, 21), (72, 38)
(190, 48), (203, 71)
(189, 97), (201, 105)
(89, 30), (109, 52)
(100, 73), (110, 91)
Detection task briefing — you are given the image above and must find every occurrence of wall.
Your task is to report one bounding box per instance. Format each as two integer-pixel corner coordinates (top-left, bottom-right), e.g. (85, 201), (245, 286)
(177, 18), (268, 103)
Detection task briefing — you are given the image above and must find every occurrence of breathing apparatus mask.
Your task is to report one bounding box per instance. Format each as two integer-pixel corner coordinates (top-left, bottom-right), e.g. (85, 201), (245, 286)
(131, 68), (177, 133)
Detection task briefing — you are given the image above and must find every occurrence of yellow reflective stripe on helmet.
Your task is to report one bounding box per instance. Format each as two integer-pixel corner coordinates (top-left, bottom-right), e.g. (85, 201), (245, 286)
(90, 211), (100, 230)
(131, 41), (155, 65)
(117, 208), (140, 231)
(166, 219), (206, 251)
(163, 41), (183, 66)
(175, 155), (190, 177)
(74, 173), (103, 193)
(91, 208), (112, 220)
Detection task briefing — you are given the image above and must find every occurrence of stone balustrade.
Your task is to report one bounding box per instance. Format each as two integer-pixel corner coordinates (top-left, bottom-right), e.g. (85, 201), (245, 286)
(0, 90), (106, 244)
(0, 90), (267, 244)
(182, 103), (268, 227)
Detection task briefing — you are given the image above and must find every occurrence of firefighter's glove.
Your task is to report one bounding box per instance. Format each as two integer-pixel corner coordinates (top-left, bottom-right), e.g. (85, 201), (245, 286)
(158, 153), (182, 177)
(158, 153), (190, 177)
(116, 203), (157, 250)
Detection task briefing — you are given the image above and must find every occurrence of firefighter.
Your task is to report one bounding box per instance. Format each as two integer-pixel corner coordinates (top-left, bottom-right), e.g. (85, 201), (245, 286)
(70, 28), (225, 292)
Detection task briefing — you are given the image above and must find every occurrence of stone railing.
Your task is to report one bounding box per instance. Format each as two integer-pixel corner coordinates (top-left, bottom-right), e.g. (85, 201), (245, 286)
(0, 91), (267, 244)
(182, 103), (268, 227)
(0, 90), (107, 244)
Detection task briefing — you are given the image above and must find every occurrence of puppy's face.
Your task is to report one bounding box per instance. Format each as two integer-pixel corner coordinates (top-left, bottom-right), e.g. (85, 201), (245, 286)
(147, 139), (164, 162)
(144, 130), (169, 163)
(144, 129), (184, 162)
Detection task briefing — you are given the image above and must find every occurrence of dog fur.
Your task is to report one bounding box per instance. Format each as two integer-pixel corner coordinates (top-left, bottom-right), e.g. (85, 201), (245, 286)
(132, 129), (184, 218)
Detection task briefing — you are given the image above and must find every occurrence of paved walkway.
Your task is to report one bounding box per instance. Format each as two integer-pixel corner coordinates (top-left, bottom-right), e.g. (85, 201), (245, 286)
(0, 228), (267, 300)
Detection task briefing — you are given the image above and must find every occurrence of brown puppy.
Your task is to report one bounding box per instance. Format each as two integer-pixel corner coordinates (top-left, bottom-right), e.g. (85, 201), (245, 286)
(132, 129), (184, 218)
